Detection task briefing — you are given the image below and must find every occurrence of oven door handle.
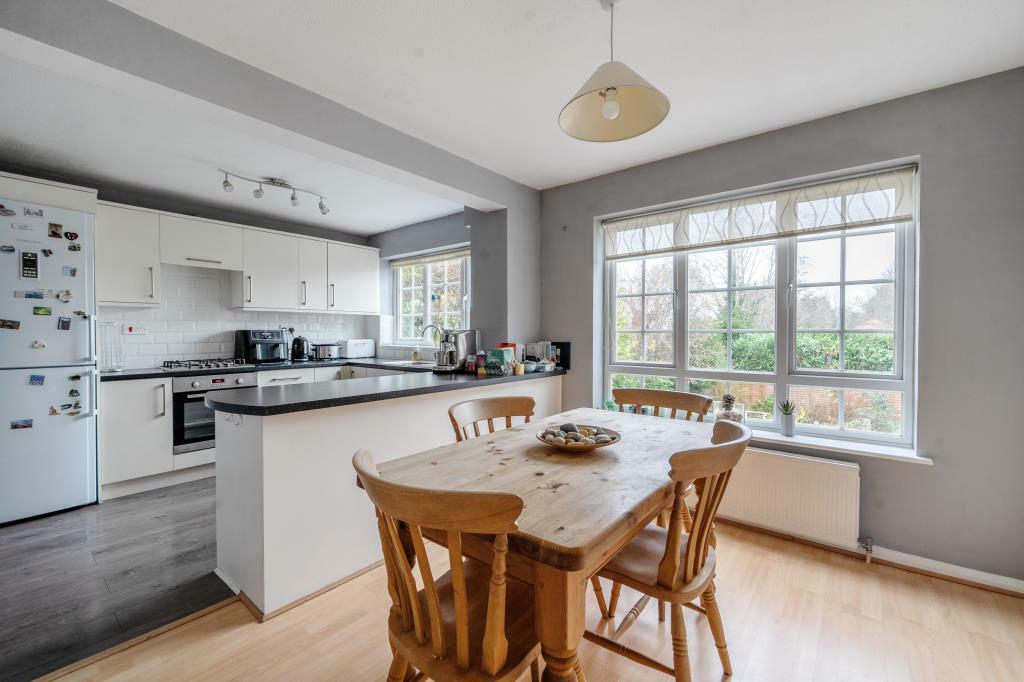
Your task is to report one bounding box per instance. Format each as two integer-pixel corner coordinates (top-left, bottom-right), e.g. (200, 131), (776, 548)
(185, 393), (207, 399)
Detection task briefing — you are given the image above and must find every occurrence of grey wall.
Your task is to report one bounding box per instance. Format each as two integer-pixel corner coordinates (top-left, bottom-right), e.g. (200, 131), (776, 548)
(367, 212), (467, 317)
(466, 208), (509, 348)
(540, 68), (1024, 579)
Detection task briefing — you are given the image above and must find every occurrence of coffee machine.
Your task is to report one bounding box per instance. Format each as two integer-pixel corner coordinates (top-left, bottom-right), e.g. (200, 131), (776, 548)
(432, 329), (480, 373)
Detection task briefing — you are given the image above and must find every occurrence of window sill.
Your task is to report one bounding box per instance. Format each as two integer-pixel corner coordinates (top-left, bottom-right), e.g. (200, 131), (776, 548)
(749, 429), (931, 465)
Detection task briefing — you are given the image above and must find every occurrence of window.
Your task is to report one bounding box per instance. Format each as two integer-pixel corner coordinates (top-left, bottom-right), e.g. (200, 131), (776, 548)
(393, 250), (470, 343)
(603, 166), (916, 445)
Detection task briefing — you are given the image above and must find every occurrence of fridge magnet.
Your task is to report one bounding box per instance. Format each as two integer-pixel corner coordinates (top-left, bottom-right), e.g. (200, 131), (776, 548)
(41, 249), (53, 257)
(10, 419), (33, 429)
(1, 244), (15, 253)
(28, 374), (45, 386)
(62, 266), (77, 277)
(11, 222), (32, 231)
(72, 310), (87, 318)
(69, 388), (80, 397)
(48, 223), (63, 238)
(20, 251), (39, 278)
(63, 231), (79, 241)
(0, 204), (15, 217)
(67, 374), (81, 381)
(72, 400), (81, 410)
(57, 317), (71, 330)
(56, 289), (73, 303)
(67, 411), (82, 417)
(31, 340), (47, 349)
(0, 319), (21, 330)
(59, 403), (72, 410)
(68, 243), (81, 252)
(49, 406), (59, 416)
(24, 207), (44, 218)
(15, 290), (49, 299)
(33, 306), (52, 316)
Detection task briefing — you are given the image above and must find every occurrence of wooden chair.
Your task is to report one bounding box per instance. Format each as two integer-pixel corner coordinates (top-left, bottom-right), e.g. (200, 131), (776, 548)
(595, 389), (713, 623)
(448, 397), (535, 442)
(583, 420), (752, 682)
(353, 450), (544, 682)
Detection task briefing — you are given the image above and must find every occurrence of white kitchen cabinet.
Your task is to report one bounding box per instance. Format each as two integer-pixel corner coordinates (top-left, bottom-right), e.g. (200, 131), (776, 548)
(257, 367), (316, 387)
(314, 366), (352, 381)
(298, 238), (327, 311)
(100, 378), (173, 484)
(328, 242), (380, 314)
(160, 215), (244, 270)
(241, 230), (299, 309)
(96, 203), (161, 305)
(364, 368), (402, 377)
(349, 366), (367, 379)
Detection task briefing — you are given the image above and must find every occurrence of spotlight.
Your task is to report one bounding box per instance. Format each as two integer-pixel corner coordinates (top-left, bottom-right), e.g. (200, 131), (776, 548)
(222, 172), (234, 193)
(319, 197), (329, 215)
(253, 183), (264, 199)
(290, 190), (299, 207)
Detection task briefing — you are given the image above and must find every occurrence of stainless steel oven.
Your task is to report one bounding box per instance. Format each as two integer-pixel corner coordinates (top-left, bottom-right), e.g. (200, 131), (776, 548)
(172, 372), (256, 454)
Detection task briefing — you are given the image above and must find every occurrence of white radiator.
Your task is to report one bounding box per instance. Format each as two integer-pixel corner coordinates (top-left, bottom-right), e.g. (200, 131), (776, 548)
(711, 448), (861, 550)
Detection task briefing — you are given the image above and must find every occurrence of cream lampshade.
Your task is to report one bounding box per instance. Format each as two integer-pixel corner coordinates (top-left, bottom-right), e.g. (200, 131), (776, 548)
(559, 60), (669, 142)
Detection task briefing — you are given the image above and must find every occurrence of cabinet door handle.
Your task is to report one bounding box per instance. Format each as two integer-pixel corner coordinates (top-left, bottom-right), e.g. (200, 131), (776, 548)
(247, 275), (253, 303)
(185, 257), (223, 264)
(158, 383), (167, 417)
(270, 376), (301, 382)
(329, 282), (335, 307)
(301, 280), (307, 306)
(148, 266), (155, 298)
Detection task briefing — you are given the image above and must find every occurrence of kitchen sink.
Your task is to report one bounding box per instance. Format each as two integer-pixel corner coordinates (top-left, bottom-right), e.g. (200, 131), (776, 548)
(374, 360), (435, 367)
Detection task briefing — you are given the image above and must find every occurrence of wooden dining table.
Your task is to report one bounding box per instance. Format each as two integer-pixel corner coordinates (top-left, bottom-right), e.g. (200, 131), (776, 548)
(377, 406), (715, 682)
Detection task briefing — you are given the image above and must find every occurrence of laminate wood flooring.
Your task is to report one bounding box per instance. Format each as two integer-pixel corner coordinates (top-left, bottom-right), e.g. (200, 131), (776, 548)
(0, 478), (233, 681)
(55, 523), (1024, 681)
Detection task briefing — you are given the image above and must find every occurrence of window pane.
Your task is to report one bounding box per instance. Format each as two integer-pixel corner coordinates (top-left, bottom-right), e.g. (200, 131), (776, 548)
(846, 231), (895, 281)
(688, 250), (728, 290)
(446, 260), (461, 281)
(688, 332), (726, 369)
(845, 283), (894, 330)
(846, 188), (897, 222)
(731, 244), (775, 287)
(845, 390), (903, 436)
(444, 313), (461, 330)
(643, 376), (677, 391)
(430, 263), (444, 286)
(688, 292), (726, 329)
(644, 257), (673, 293)
(797, 237), (841, 283)
(644, 333), (673, 363)
(732, 289), (775, 329)
(401, 267), (414, 287)
(845, 333), (895, 373)
(790, 386), (839, 427)
(795, 332), (840, 370)
(616, 333), (641, 362)
(796, 287), (840, 329)
(687, 379), (723, 398)
(645, 295), (673, 331)
(610, 373), (642, 389)
(731, 333), (775, 372)
(400, 289), (415, 315)
(616, 260), (643, 295)
(615, 297), (642, 330)
(730, 383), (776, 422)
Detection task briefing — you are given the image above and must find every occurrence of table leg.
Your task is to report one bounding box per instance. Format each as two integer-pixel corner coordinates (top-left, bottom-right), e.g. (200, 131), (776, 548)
(534, 563), (586, 682)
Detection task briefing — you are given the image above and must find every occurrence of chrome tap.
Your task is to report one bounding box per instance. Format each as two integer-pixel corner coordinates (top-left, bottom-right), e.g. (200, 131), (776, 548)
(419, 324), (443, 347)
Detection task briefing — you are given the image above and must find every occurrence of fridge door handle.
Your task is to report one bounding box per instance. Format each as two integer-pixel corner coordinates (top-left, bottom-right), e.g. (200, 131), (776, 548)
(86, 314), (95, 363)
(86, 369), (99, 418)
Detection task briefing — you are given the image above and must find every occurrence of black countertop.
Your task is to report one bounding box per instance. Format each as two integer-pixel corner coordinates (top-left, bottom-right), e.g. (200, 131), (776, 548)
(100, 357), (434, 381)
(205, 369), (566, 416)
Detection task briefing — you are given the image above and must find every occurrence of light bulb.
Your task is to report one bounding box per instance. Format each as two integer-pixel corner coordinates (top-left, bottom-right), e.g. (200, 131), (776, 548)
(601, 88), (620, 120)
(319, 198), (329, 215)
(222, 173), (234, 192)
(253, 184), (264, 199)
(290, 190), (299, 207)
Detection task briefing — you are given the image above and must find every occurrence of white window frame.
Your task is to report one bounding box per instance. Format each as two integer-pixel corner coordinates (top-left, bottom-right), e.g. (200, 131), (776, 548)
(603, 170), (917, 447)
(393, 255), (471, 345)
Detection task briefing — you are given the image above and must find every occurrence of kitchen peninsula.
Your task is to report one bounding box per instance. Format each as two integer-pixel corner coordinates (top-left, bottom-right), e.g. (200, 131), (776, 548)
(207, 369), (564, 619)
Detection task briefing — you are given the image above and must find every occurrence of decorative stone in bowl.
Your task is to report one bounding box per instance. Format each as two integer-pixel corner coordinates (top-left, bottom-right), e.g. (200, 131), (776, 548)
(536, 422), (621, 453)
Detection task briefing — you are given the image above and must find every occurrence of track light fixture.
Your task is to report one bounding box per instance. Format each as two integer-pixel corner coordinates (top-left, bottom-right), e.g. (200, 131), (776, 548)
(218, 169), (329, 216)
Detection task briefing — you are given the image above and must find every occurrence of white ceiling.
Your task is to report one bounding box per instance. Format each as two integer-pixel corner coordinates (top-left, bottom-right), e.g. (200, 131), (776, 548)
(0, 54), (462, 235)
(108, 0), (1024, 190)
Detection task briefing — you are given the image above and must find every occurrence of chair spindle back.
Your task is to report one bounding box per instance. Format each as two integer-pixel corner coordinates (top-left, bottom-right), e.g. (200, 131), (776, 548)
(612, 388), (712, 422)
(448, 396), (536, 442)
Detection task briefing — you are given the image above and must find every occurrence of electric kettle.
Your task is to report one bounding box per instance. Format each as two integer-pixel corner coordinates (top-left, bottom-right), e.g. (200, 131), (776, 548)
(291, 335), (311, 362)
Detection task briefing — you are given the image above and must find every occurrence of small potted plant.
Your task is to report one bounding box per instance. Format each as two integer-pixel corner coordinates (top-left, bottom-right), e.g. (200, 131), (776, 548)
(778, 400), (797, 436)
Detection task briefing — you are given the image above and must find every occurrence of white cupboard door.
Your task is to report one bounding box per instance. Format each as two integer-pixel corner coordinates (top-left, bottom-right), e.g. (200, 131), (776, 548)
(243, 230), (299, 309)
(256, 367), (316, 387)
(100, 378), (173, 484)
(160, 215), (244, 270)
(298, 239), (327, 311)
(313, 366), (350, 381)
(328, 243), (380, 314)
(96, 204), (160, 305)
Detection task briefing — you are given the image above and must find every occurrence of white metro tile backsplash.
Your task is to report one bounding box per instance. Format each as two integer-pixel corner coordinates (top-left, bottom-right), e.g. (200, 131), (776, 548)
(98, 265), (369, 369)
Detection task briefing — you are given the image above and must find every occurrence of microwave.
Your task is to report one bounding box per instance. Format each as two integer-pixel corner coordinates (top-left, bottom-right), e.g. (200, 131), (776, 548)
(338, 339), (375, 358)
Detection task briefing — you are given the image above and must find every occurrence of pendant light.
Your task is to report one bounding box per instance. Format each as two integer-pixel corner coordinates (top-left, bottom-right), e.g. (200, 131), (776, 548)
(559, 0), (669, 142)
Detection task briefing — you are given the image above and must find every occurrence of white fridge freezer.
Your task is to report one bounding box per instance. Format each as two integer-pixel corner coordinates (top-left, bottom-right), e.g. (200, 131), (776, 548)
(0, 194), (97, 524)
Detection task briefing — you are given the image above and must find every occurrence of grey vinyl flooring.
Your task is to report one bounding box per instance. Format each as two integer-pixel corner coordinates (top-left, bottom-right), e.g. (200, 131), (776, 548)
(0, 477), (233, 681)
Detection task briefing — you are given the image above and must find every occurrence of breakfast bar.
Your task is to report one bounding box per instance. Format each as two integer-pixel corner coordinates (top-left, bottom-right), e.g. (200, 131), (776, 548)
(207, 370), (564, 619)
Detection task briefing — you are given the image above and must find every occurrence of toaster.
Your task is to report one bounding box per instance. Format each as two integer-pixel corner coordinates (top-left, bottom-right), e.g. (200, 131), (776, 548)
(338, 339), (375, 359)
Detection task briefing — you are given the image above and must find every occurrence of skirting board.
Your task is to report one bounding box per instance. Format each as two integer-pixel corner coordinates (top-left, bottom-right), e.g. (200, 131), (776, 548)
(100, 464), (214, 500)
(235, 560), (385, 623)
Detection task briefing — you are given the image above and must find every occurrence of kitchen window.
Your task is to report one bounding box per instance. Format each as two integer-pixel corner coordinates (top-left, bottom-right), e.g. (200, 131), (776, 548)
(393, 249), (471, 343)
(603, 165), (917, 446)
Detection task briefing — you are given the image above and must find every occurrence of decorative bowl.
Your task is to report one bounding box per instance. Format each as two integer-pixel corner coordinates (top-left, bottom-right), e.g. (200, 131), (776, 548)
(535, 424), (621, 453)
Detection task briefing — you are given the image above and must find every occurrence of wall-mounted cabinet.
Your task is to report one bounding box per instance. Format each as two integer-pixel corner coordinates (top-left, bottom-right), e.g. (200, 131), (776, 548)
(96, 203), (161, 306)
(159, 215), (244, 270)
(298, 238), (328, 311)
(236, 229), (299, 310)
(328, 242), (379, 314)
